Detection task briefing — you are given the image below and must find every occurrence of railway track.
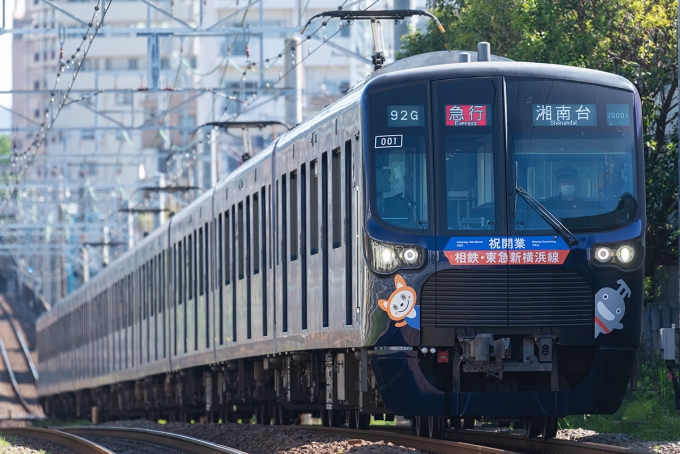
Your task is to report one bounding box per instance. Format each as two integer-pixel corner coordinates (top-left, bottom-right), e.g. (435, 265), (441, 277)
(297, 425), (649, 454)
(62, 426), (248, 454)
(0, 296), (39, 417)
(0, 426), (114, 453)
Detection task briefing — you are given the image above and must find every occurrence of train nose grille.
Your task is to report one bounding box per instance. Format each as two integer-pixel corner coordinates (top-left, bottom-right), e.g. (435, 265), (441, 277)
(420, 268), (594, 327)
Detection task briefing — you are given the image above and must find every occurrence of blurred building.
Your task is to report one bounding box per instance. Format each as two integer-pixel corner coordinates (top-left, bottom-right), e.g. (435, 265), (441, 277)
(8, 0), (425, 303)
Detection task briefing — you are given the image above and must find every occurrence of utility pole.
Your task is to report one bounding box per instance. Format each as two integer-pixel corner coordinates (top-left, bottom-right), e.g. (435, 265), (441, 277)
(285, 36), (303, 127)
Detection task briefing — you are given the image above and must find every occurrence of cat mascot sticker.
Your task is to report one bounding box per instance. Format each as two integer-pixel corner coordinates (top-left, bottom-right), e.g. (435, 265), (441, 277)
(378, 274), (420, 330)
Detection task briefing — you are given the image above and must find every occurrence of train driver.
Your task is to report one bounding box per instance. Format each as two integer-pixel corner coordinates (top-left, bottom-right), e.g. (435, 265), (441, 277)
(543, 166), (591, 212)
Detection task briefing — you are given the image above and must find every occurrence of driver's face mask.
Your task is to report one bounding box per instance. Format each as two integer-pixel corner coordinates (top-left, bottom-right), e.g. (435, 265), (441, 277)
(560, 184), (575, 197)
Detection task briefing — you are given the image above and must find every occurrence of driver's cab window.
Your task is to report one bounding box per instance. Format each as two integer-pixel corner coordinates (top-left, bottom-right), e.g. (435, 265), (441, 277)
(374, 142), (429, 230)
(444, 135), (495, 230)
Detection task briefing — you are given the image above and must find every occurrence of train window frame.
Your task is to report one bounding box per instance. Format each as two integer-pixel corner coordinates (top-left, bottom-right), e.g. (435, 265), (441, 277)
(261, 185), (268, 337)
(204, 222), (210, 296)
(367, 81), (433, 234)
(310, 159), (319, 255)
(161, 250), (166, 314)
(321, 152), (329, 328)
(238, 202), (245, 280)
(218, 213), (224, 345)
(246, 195), (252, 340)
(345, 139), (353, 326)
(506, 77), (639, 234)
(290, 170), (299, 261)
(332, 147), (342, 248)
(224, 209), (231, 285)
(231, 203), (237, 343)
(188, 234), (193, 300)
(142, 264), (147, 320)
(281, 173), (288, 333)
(199, 227), (204, 296)
(301, 162), (307, 331)
(253, 192), (260, 274)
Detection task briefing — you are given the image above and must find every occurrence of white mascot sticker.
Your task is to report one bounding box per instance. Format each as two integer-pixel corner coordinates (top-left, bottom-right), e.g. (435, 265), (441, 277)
(594, 279), (630, 338)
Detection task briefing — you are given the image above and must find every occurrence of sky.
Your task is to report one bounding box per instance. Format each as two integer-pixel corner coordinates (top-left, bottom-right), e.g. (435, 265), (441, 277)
(0, 0), (14, 132)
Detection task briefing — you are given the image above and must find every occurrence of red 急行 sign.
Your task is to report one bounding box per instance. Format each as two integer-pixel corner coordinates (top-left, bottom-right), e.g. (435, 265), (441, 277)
(446, 105), (488, 126)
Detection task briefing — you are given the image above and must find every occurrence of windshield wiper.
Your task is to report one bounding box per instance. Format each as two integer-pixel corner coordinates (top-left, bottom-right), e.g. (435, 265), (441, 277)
(515, 187), (578, 247)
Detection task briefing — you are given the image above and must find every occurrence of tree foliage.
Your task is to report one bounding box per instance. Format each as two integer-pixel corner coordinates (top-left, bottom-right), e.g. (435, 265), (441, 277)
(0, 136), (9, 156)
(401, 0), (679, 289)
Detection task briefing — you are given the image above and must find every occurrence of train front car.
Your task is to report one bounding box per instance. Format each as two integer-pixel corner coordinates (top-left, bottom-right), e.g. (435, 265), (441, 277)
(362, 61), (644, 437)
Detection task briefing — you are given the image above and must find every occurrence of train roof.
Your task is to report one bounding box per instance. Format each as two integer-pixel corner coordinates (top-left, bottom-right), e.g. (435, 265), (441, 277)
(360, 51), (635, 93)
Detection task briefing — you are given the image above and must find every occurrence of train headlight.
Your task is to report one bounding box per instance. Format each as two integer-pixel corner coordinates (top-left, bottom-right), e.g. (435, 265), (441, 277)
(592, 242), (639, 267)
(366, 234), (425, 274)
(616, 245), (635, 264)
(594, 247), (613, 263)
(402, 248), (419, 264)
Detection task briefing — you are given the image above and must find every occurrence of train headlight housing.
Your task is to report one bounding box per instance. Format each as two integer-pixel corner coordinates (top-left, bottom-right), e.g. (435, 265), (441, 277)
(592, 242), (639, 267)
(366, 235), (425, 274)
(616, 245), (635, 264)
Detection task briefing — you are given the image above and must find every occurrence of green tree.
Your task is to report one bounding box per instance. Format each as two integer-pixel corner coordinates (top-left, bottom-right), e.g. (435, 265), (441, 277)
(0, 135), (10, 156)
(401, 0), (678, 297)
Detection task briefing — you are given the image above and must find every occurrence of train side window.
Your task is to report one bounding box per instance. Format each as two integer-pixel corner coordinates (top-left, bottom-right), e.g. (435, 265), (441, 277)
(204, 222), (210, 294)
(261, 185), (268, 337)
(322, 152), (329, 328)
(238, 202), (244, 280)
(224, 210), (231, 284)
(290, 170), (298, 261)
(253, 192), (260, 274)
(204, 221), (210, 349)
(179, 239), (184, 305)
(268, 184), (272, 270)
(276, 180), (280, 266)
(332, 147), (342, 248)
(161, 251), (166, 314)
(218, 214), (224, 345)
(301, 162), (307, 330)
(246, 195), (252, 340)
(172, 244), (177, 308)
(231, 204), (237, 342)
(310, 159), (319, 255)
(345, 139), (353, 326)
(152, 257), (157, 315)
(281, 174), (288, 333)
(193, 229), (198, 351)
(188, 234), (193, 300)
(199, 227), (204, 296)
(142, 264), (147, 320)
(128, 273), (133, 327)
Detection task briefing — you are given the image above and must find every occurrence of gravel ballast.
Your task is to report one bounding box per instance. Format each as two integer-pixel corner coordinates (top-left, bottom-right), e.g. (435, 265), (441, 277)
(102, 420), (421, 453)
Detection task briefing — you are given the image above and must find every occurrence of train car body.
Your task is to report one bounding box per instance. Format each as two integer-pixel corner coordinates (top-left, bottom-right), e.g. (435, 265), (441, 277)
(37, 49), (644, 437)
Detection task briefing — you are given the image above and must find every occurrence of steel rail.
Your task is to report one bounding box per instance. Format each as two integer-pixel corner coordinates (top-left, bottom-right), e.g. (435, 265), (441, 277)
(0, 299), (39, 381)
(0, 427), (114, 454)
(61, 426), (248, 454)
(295, 425), (519, 454)
(445, 429), (648, 454)
(0, 332), (32, 415)
(366, 425), (648, 454)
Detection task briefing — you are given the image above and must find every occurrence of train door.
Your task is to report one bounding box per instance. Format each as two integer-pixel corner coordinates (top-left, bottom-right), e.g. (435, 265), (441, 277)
(430, 77), (507, 334)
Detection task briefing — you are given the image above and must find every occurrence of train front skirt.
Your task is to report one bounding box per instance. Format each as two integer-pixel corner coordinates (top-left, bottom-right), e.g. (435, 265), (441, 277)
(368, 347), (635, 417)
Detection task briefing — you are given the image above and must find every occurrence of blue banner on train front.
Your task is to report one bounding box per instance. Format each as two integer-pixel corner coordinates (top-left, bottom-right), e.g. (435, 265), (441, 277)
(443, 236), (570, 266)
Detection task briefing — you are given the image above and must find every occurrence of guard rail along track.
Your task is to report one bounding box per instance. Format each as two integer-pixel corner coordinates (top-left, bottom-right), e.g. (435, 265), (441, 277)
(297, 426), (648, 454)
(0, 427), (113, 454)
(62, 426), (248, 454)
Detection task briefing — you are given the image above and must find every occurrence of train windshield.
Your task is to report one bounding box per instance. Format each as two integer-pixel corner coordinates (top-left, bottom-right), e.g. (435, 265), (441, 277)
(367, 77), (638, 236)
(368, 82), (431, 233)
(507, 79), (638, 233)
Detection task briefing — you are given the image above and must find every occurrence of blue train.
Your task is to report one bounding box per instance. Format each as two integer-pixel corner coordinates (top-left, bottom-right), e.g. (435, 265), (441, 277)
(37, 45), (644, 439)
